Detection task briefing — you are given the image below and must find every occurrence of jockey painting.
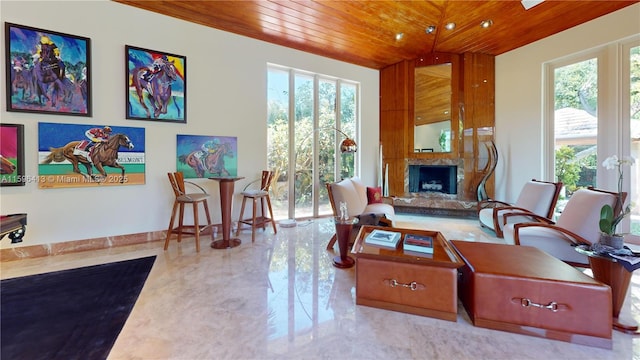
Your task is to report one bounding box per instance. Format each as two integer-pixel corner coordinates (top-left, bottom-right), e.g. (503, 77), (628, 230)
(196, 138), (220, 169)
(84, 126), (112, 154)
(141, 55), (169, 83)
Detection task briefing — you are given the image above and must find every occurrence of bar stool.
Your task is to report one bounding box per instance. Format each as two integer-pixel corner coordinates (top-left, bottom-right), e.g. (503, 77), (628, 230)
(164, 172), (213, 252)
(236, 170), (277, 242)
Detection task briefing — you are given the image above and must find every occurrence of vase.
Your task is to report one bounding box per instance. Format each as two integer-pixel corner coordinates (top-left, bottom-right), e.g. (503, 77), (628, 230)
(599, 233), (624, 250)
(332, 217), (358, 269)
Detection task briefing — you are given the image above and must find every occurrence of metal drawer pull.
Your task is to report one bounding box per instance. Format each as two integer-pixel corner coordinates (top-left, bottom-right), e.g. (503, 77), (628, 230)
(513, 297), (569, 312)
(385, 279), (425, 291)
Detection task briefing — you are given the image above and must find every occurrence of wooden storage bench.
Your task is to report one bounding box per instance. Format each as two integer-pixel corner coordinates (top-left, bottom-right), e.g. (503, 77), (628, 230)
(450, 241), (612, 349)
(352, 226), (464, 321)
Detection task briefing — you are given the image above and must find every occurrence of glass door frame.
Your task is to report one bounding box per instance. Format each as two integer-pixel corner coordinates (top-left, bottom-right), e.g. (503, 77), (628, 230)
(544, 35), (640, 234)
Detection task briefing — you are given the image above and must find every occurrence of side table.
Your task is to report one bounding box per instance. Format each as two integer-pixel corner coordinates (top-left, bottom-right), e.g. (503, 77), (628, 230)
(575, 245), (639, 334)
(209, 177), (244, 249)
(332, 217), (357, 268)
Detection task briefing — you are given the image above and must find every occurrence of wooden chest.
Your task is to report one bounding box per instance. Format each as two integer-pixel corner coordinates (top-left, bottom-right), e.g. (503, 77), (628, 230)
(352, 226), (464, 321)
(450, 241), (612, 349)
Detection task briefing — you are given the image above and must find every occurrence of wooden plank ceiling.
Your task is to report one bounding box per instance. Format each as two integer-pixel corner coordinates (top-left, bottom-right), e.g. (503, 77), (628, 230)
(114, 1), (636, 70)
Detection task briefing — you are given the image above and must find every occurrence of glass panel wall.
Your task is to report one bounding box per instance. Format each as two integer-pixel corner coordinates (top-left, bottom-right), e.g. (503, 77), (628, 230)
(553, 57), (598, 209)
(267, 65), (360, 220)
(627, 44), (639, 236)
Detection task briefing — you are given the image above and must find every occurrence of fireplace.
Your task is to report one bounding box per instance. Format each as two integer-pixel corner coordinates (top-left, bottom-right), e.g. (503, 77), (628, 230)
(409, 165), (457, 195)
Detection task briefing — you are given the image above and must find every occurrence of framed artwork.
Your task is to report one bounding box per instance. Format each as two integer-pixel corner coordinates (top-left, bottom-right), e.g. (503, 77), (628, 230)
(0, 124), (25, 186)
(177, 135), (237, 179)
(126, 45), (186, 123)
(38, 122), (146, 189)
(5, 22), (91, 116)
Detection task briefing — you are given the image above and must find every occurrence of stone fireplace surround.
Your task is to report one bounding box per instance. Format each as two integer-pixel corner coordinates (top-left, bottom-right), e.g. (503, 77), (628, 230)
(393, 158), (477, 218)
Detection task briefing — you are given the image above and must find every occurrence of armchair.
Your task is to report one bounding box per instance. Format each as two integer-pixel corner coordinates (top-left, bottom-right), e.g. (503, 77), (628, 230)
(478, 179), (562, 238)
(503, 187), (625, 267)
(325, 177), (395, 250)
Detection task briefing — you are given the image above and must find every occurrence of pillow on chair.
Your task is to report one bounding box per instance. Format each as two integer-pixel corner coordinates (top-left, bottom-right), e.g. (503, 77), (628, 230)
(367, 186), (383, 204)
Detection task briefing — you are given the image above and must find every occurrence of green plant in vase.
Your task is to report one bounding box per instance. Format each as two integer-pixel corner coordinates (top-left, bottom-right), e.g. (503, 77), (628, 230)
(599, 155), (635, 248)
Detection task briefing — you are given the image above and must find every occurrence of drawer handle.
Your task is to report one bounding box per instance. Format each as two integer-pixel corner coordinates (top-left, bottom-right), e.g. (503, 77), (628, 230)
(386, 279), (424, 291)
(513, 297), (569, 312)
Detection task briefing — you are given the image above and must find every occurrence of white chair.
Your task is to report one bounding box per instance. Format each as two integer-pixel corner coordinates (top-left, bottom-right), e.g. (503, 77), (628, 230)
(503, 187), (624, 267)
(478, 179), (562, 238)
(325, 177), (395, 250)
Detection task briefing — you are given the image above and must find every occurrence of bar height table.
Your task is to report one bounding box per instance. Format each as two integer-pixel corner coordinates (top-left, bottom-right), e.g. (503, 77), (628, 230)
(209, 176), (244, 249)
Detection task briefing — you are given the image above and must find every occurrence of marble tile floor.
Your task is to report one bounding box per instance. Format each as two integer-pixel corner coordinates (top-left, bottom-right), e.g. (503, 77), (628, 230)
(2, 214), (640, 359)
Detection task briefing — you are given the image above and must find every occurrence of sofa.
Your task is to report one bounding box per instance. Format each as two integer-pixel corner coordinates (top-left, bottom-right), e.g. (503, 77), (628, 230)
(325, 177), (395, 250)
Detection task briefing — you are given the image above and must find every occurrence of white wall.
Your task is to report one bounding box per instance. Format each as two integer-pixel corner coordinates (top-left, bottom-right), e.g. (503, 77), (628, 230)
(0, 1), (380, 248)
(495, 3), (640, 202)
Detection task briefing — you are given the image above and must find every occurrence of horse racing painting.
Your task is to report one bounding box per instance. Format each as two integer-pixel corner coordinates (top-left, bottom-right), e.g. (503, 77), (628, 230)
(5, 23), (91, 116)
(177, 135), (237, 179)
(38, 122), (145, 189)
(0, 124), (25, 187)
(126, 45), (186, 123)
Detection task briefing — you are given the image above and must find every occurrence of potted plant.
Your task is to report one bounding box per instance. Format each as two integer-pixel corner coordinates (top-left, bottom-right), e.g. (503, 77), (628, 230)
(599, 155), (635, 249)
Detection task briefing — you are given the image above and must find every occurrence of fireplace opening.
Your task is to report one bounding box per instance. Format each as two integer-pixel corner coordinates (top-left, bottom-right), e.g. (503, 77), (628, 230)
(409, 165), (457, 195)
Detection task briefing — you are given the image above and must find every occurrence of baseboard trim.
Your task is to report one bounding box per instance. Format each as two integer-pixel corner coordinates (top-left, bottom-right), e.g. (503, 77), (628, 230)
(0, 230), (170, 262)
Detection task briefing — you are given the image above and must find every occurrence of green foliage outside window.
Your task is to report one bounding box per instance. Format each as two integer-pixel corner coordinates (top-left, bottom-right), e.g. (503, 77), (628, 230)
(267, 77), (356, 209)
(554, 146), (581, 195)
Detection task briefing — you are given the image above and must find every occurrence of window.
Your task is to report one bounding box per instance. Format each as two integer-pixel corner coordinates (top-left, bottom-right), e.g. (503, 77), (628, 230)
(546, 36), (640, 235)
(267, 65), (359, 220)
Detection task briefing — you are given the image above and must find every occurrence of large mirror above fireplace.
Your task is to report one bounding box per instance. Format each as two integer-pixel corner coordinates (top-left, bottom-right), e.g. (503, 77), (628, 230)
(413, 63), (452, 153)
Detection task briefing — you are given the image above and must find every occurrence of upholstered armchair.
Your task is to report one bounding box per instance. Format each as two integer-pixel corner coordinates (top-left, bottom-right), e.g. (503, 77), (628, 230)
(478, 179), (562, 238)
(325, 177), (395, 250)
(503, 187), (625, 267)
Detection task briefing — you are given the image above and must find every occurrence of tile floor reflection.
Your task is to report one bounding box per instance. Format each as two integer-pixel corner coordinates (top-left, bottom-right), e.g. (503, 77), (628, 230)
(2, 214), (639, 359)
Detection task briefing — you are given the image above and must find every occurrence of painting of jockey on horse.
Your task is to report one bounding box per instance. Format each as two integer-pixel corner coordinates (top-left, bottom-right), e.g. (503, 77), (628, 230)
(5, 23), (91, 116)
(38, 122), (146, 189)
(126, 45), (186, 123)
(176, 135), (238, 179)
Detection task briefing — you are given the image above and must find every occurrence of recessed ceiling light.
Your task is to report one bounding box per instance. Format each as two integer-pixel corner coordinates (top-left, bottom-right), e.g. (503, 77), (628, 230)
(395, 32), (404, 41)
(445, 22), (456, 30)
(480, 20), (493, 28)
(425, 25), (436, 34)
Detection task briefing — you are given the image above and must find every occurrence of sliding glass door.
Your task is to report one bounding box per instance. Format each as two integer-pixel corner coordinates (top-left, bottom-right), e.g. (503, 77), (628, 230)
(548, 36), (639, 235)
(267, 65), (358, 220)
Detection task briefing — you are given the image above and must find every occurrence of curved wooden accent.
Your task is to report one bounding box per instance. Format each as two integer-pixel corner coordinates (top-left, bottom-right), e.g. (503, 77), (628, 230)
(476, 140), (498, 201)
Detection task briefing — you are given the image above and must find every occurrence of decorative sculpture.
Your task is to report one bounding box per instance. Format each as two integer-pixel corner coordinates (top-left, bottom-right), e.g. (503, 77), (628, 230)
(477, 140), (498, 201)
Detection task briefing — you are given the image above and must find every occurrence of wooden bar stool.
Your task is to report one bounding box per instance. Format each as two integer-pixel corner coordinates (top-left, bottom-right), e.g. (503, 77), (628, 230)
(164, 172), (213, 252)
(236, 170), (277, 242)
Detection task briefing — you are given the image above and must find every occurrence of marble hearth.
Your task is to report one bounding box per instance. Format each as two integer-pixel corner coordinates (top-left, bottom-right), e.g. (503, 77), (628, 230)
(393, 158), (477, 218)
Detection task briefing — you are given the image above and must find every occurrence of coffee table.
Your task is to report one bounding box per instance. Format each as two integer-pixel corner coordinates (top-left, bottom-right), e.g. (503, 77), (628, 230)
(351, 225), (464, 321)
(453, 241), (612, 349)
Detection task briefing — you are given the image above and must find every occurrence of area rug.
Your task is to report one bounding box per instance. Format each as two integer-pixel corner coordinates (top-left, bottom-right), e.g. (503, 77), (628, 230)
(1, 255), (156, 360)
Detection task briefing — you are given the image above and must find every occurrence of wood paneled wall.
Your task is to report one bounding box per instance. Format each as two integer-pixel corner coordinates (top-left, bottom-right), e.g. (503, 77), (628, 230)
(380, 52), (495, 200)
(380, 60), (410, 196)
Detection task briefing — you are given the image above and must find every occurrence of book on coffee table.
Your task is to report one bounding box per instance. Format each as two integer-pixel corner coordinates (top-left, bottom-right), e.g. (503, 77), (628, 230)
(365, 229), (401, 249)
(403, 234), (434, 254)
